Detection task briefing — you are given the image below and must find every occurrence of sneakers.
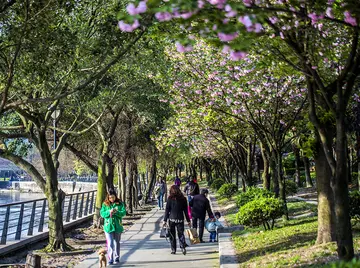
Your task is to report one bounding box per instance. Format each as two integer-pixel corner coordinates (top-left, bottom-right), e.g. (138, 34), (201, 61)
(171, 251), (176, 254)
(209, 240), (213, 243)
(114, 258), (119, 264)
(108, 261), (114, 265)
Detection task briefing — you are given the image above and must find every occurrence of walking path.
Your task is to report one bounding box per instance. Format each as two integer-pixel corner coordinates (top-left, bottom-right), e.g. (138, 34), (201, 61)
(75, 207), (219, 268)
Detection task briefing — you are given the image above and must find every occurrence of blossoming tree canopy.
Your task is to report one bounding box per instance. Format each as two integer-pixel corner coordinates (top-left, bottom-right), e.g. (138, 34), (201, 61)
(117, 0), (359, 60)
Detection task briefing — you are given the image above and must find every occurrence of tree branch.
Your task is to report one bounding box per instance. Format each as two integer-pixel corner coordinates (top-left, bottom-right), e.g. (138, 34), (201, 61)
(64, 143), (98, 173)
(0, 149), (46, 192)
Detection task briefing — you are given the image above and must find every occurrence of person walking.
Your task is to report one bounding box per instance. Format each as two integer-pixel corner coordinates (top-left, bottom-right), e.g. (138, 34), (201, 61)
(155, 178), (166, 210)
(100, 189), (126, 265)
(163, 185), (191, 255)
(189, 188), (213, 243)
(184, 176), (200, 202)
(174, 176), (181, 187)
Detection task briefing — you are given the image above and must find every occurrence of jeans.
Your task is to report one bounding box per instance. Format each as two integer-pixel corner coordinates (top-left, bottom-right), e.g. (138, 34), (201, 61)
(169, 221), (186, 252)
(105, 232), (121, 262)
(158, 193), (164, 209)
(192, 217), (205, 241)
(209, 231), (216, 241)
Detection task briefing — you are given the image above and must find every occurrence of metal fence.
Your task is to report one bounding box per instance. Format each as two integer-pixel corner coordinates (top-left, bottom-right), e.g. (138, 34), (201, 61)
(0, 190), (96, 245)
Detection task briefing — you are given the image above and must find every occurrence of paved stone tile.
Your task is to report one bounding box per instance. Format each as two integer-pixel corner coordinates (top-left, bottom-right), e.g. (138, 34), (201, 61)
(76, 208), (219, 268)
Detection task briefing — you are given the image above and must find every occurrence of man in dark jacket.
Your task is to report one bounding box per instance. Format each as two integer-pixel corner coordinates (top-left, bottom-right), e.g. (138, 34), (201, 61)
(189, 188), (213, 243)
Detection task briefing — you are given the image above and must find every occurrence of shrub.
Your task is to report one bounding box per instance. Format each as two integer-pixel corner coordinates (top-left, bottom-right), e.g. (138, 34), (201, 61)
(218, 183), (238, 199)
(235, 197), (284, 230)
(211, 178), (225, 190)
(328, 258), (360, 268)
(284, 167), (296, 176)
(285, 180), (298, 196)
(349, 191), (360, 225)
(351, 172), (358, 183)
(236, 187), (274, 207)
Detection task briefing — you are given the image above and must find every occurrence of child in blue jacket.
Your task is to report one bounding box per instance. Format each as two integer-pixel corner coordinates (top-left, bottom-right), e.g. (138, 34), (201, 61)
(205, 211), (223, 242)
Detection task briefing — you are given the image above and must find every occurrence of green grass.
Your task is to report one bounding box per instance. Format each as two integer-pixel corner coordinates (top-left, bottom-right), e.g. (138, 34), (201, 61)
(287, 200), (317, 216)
(215, 193), (360, 267)
(232, 218), (360, 267)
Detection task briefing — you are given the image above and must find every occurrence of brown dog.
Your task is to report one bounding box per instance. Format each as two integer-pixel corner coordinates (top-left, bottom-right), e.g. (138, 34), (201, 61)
(98, 248), (107, 268)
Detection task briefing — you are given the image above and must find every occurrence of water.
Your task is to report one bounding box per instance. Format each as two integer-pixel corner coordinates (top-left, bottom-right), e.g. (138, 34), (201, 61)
(0, 191), (44, 205)
(0, 191), (47, 242)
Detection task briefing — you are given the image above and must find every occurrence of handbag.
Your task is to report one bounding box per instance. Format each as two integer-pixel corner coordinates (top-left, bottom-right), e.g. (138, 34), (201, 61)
(160, 226), (170, 238)
(186, 228), (200, 245)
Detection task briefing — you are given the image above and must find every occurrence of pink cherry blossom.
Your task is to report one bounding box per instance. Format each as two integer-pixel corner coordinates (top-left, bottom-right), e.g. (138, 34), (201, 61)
(242, 0), (253, 7)
(230, 51), (246, 61)
(326, 7), (333, 18)
(118, 20), (140, 32)
(126, 1), (147, 15)
(218, 32), (239, 41)
(175, 42), (193, 52)
(155, 12), (173, 21)
(344, 11), (357, 26)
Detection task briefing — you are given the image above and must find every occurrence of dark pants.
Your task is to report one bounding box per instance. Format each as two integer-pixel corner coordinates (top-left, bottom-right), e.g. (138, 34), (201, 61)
(192, 217), (205, 241)
(169, 221), (186, 252)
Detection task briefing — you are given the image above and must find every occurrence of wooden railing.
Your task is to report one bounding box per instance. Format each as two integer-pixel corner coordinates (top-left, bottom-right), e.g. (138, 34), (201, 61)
(0, 190), (96, 245)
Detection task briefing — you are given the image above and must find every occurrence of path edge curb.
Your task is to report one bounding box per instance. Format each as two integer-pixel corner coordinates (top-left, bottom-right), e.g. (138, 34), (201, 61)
(209, 193), (241, 268)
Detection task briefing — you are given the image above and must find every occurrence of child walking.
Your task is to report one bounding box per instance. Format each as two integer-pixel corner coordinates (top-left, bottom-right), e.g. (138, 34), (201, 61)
(100, 189), (126, 265)
(205, 211), (223, 242)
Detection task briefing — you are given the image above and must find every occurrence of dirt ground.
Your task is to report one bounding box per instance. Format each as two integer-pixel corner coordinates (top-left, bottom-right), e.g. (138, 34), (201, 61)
(0, 204), (154, 268)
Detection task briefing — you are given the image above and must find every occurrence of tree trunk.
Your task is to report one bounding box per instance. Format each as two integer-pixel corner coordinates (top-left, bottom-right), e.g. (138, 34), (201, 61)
(145, 149), (157, 202)
(261, 143), (270, 191)
(132, 156), (138, 210)
(94, 153), (106, 227)
(246, 143), (252, 186)
(121, 158), (127, 203)
(333, 114), (354, 260)
(293, 144), (302, 187)
(38, 131), (70, 251)
(235, 168), (239, 189)
(314, 137), (336, 244)
(126, 156), (134, 214)
(45, 187), (69, 251)
(303, 156), (313, 187)
(117, 162), (122, 200)
(105, 154), (115, 190)
(275, 150), (288, 220)
(348, 147), (352, 185)
(358, 162), (360, 191)
(270, 151), (279, 197)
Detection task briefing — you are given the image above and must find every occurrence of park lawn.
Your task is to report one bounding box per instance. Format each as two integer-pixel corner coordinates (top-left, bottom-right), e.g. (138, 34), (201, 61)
(287, 200), (317, 216)
(232, 218), (360, 267)
(215, 193), (239, 225)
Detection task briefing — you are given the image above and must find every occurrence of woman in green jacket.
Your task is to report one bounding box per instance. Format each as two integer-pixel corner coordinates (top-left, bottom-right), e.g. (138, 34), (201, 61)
(100, 189), (126, 265)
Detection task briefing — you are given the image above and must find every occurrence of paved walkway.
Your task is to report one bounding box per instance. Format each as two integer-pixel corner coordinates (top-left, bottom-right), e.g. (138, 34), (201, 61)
(75, 208), (219, 268)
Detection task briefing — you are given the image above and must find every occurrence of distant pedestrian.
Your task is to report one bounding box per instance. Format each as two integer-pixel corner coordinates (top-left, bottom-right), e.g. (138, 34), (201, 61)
(205, 211), (223, 242)
(174, 176), (181, 187)
(184, 176), (199, 202)
(155, 178), (166, 210)
(189, 188), (213, 243)
(100, 188), (126, 265)
(163, 185), (191, 255)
